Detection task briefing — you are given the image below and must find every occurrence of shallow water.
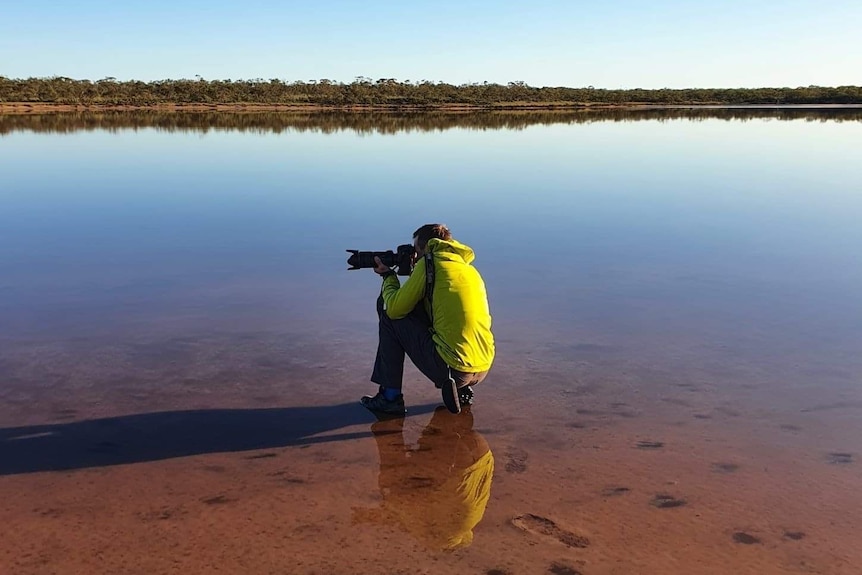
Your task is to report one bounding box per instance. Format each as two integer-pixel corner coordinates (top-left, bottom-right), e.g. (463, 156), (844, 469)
(1, 111), (861, 574)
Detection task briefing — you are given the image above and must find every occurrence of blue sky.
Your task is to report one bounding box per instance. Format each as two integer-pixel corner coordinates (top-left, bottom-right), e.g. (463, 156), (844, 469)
(1, 0), (859, 88)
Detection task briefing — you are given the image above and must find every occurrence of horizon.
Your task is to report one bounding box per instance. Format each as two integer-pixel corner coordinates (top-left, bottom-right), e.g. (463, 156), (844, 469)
(1, 0), (860, 90)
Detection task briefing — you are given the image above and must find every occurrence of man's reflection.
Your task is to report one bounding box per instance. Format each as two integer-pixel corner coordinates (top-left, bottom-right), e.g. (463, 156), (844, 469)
(353, 407), (494, 550)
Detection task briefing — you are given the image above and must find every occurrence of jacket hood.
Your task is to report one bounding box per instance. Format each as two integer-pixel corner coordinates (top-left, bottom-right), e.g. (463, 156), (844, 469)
(426, 238), (475, 264)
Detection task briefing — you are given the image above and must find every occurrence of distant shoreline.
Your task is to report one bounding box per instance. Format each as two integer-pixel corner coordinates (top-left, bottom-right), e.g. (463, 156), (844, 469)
(2, 102), (862, 114)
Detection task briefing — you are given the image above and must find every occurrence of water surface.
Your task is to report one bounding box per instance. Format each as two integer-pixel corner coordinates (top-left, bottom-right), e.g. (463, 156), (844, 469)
(1, 111), (861, 575)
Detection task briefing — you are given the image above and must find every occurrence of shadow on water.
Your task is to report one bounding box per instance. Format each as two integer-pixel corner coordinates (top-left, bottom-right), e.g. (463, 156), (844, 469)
(353, 406), (494, 551)
(0, 402), (438, 476)
(1, 108), (861, 136)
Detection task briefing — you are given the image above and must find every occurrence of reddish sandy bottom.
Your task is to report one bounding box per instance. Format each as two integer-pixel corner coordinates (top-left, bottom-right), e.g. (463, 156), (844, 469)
(1, 324), (861, 575)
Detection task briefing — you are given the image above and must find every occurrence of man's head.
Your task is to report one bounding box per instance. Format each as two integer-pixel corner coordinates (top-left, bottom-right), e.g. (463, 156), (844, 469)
(413, 223), (452, 257)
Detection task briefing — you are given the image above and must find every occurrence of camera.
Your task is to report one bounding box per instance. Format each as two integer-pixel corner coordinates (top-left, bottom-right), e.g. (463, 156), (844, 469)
(346, 244), (415, 276)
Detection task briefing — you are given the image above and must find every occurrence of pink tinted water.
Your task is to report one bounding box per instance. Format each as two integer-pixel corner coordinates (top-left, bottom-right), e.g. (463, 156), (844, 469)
(1, 114), (861, 574)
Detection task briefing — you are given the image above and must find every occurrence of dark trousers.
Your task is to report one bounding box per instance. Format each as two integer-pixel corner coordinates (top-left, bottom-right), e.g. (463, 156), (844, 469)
(371, 296), (487, 391)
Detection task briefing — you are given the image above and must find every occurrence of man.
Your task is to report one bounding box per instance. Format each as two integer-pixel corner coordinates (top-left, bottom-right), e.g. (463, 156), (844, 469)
(361, 224), (495, 415)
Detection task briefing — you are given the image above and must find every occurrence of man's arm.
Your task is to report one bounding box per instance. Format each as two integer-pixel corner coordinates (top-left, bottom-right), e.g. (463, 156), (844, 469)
(378, 257), (426, 320)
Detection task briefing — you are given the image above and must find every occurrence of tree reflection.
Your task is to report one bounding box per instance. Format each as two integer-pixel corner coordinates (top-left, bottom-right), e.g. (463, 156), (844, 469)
(0, 109), (860, 137)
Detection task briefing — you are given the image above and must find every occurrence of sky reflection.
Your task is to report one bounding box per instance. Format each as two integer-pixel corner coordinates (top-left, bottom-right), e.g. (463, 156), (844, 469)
(1, 113), (860, 387)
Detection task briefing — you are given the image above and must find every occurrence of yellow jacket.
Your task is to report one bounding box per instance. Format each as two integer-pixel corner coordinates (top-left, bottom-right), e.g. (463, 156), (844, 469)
(381, 238), (495, 373)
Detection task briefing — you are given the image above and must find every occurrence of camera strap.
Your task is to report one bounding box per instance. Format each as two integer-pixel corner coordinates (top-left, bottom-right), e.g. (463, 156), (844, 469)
(425, 250), (456, 392)
(424, 252), (435, 327)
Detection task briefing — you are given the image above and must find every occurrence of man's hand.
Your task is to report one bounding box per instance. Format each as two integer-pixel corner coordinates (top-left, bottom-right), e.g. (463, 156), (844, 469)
(373, 256), (392, 276)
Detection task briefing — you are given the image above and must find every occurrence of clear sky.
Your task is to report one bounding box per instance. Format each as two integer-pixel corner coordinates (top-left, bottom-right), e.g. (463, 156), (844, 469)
(1, 0), (860, 89)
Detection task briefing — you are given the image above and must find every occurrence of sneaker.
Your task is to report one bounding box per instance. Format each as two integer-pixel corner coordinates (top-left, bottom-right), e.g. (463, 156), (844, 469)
(441, 378), (461, 414)
(458, 385), (474, 407)
(360, 390), (406, 416)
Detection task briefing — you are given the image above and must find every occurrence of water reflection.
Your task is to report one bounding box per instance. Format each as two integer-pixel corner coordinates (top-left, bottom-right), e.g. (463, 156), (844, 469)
(1, 108), (861, 136)
(353, 407), (494, 550)
(2, 101), (861, 574)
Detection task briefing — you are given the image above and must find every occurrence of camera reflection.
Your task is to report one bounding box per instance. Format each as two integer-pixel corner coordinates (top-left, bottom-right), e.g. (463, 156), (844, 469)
(353, 407), (494, 550)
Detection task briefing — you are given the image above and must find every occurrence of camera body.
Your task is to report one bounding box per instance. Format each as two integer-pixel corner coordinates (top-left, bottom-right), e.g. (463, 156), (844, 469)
(346, 244), (415, 276)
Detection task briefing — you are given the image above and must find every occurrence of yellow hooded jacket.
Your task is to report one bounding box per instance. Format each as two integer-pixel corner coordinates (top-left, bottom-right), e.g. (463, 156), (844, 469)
(380, 238), (495, 373)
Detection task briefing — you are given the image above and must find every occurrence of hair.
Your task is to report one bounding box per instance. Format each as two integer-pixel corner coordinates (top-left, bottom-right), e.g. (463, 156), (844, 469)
(412, 223), (452, 249)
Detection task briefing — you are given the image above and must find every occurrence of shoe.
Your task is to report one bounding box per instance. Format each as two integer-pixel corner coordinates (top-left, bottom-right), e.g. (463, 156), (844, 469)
(441, 378), (461, 414)
(360, 390), (406, 416)
(458, 385), (474, 407)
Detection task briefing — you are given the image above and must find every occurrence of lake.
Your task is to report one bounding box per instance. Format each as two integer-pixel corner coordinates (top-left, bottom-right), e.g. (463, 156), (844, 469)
(1, 109), (861, 575)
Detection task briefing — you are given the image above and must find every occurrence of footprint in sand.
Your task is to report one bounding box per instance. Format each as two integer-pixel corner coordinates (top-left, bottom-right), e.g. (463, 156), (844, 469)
(548, 563), (583, 575)
(601, 486), (631, 497)
(137, 506), (185, 521)
(732, 532), (761, 545)
(636, 440), (664, 450)
(505, 448), (529, 473)
(650, 494), (686, 509)
(826, 452), (853, 465)
(784, 531), (806, 541)
(711, 462), (740, 474)
(246, 452), (278, 460)
(53, 408), (78, 421)
(511, 514), (590, 548)
(34, 508), (63, 518)
(200, 495), (235, 505)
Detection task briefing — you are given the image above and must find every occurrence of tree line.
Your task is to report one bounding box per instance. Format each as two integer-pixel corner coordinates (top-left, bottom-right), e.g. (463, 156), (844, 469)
(1, 77), (861, 107)
(2, 109), (860, 137)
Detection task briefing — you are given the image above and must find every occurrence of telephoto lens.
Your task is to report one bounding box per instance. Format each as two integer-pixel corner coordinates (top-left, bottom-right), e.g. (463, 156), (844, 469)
(346, 244), (414, 275)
